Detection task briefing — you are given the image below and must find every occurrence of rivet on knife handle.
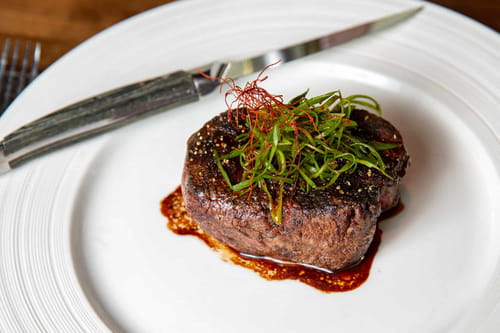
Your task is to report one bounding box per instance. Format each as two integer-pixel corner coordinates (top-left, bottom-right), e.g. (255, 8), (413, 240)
(0, 70), (202, 172)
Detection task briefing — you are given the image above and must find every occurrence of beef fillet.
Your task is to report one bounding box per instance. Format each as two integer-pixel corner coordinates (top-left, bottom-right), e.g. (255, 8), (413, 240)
(181, 109), (409, 271)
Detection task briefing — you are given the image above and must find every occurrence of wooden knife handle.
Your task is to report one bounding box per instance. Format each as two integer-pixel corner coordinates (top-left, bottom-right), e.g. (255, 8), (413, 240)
(0, 70), (199, 171)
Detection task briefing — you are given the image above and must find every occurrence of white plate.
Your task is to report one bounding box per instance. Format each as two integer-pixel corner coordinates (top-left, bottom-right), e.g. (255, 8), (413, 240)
(1, 0), (499, 332)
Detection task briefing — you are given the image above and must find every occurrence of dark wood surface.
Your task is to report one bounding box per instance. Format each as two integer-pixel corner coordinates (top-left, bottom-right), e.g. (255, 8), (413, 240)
(0, 0), (498, 71)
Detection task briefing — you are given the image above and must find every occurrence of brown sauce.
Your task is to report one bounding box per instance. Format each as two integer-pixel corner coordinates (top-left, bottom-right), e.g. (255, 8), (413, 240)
(160, 186), (402, 292)
(380, 200), (405, 221)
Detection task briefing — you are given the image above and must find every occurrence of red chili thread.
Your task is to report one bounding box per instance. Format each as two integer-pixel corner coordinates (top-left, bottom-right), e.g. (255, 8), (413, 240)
(199, 61), (327, 225)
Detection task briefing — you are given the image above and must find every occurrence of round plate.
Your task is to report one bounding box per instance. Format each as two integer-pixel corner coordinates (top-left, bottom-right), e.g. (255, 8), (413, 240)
(1, 0), (499, 332)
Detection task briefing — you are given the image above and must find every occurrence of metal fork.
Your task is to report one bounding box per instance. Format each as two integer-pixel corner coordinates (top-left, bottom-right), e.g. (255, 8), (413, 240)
(0, 39), (41, 115)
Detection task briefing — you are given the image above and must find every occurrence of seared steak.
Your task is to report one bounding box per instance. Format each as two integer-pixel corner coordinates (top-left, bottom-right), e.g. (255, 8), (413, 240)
(181, 109), (409, 271)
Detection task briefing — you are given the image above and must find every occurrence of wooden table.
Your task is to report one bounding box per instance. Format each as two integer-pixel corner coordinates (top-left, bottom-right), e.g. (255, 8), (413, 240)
(0, 0), (498, 71)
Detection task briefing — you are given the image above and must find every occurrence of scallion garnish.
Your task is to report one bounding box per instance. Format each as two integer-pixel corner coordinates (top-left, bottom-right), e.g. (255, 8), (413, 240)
(213, 66), (396, 225)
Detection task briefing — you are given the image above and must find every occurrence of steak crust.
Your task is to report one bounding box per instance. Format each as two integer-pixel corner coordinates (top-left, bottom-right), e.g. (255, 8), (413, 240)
(181, 109), (409, 271)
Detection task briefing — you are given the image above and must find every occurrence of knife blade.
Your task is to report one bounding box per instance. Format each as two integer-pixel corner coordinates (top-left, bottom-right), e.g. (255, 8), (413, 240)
(0, 6), (422, 175)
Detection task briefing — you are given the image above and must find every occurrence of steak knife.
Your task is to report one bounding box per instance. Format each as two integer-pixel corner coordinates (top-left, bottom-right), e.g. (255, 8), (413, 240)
(0, 6), (422, 175)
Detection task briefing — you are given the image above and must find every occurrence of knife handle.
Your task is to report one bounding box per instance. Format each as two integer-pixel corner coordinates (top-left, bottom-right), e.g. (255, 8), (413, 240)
(0, 70), (201, 172)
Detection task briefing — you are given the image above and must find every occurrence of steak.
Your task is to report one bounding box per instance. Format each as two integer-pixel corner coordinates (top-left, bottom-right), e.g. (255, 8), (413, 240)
(181, 109), (409, 271)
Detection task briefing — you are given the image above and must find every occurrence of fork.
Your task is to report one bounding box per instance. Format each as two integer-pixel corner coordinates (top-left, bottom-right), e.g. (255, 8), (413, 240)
(0, 39), (41, 115)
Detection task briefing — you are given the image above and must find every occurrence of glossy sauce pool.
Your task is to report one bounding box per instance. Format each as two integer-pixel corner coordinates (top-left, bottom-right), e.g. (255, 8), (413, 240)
(160, 186), (403, 292)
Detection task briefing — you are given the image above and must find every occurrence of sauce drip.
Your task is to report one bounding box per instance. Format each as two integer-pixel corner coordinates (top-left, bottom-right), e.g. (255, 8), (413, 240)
(161, 186), (401, 292)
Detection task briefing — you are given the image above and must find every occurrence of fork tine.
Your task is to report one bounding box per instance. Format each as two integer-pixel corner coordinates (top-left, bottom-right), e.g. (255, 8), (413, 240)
(0, 39), (11, 96)
(0, 40), (42, 115)
(29, 42), (41, 82)
(1, 40), (20, 111)
(15, 41), (31, 96)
